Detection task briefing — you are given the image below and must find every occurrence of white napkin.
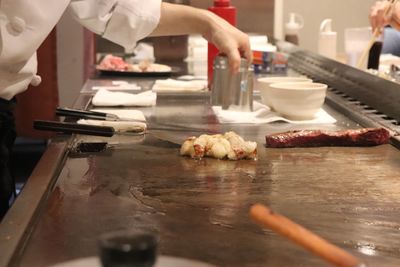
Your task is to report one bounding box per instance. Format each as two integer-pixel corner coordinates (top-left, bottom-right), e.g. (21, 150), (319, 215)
(92, 89), (156, 107)
(152, 79), (207, 92)
(130, 42), (155, 63)
(212, 102), (337, 124)
(92, 81), (141, 91)
(77, 109), (147, 133)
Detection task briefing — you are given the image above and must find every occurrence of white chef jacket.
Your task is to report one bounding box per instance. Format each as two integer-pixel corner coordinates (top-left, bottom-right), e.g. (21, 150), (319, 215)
(0, 0), (161, 100)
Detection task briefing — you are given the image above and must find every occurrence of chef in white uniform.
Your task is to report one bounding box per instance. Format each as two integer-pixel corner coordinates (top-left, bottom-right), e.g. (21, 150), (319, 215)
(0, 0), (251, 218)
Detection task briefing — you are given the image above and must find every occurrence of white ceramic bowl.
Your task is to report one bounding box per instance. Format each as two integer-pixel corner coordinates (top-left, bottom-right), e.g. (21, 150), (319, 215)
(268, 82), (328, 120)
(257, 77), (312, 108)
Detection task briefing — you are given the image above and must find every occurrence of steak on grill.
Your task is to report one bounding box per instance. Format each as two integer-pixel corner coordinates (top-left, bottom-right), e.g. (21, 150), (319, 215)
(265, 128), (390, 148)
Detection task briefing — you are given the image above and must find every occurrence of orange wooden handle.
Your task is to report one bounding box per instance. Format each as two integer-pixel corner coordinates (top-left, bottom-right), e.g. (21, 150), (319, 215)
(250, 204), (364, 267)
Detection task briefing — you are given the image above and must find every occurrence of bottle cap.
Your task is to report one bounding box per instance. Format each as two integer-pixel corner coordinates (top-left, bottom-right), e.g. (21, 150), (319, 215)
(285, 13), (304, 35)
(319, 19), (336, 36)
(214, 0), (230, 7)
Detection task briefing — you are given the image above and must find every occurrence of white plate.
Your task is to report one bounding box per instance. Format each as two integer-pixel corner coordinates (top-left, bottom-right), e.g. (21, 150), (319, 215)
(50, 255), (216, 267)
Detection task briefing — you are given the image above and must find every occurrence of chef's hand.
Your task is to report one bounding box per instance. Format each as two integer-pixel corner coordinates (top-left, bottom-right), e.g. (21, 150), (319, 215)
(369, 0), (400, 31)
(203, 12), (252, 73)
(151, 3), (252, 73)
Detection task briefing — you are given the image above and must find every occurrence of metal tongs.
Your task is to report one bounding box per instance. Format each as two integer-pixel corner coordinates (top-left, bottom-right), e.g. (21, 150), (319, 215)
(33, 107), (124, 137)
(33, 120), (115, 137)
(35, 107), (217, 137)
(55, 107), (217, 134)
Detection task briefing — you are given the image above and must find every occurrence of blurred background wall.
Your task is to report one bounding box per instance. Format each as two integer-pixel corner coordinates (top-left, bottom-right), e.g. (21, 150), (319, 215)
(190, 0), (274, 35)
(276, 0), (376, 54)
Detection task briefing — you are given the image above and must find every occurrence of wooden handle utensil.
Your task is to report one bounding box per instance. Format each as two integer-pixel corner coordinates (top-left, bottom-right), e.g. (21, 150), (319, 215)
(250, 204), (366, 267)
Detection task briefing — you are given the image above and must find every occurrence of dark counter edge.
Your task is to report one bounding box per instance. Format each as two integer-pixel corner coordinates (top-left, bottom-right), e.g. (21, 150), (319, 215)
(0, 138), (70, 267)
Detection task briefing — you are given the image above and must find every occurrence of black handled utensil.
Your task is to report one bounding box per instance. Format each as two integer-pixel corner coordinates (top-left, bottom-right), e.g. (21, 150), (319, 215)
(56, 107), (119, 121)
(34, 120), (115, 137)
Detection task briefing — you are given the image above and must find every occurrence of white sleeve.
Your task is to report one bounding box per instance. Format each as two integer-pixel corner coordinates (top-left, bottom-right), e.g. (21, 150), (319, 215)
(69, 0), (161, 52)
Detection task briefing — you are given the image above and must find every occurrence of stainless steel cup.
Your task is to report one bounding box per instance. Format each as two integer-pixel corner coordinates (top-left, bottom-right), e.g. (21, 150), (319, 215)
(211, 56), (253, 111)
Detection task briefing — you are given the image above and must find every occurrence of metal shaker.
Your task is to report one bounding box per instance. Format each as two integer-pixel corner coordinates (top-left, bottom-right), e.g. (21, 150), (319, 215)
(211, 55), (253, 111)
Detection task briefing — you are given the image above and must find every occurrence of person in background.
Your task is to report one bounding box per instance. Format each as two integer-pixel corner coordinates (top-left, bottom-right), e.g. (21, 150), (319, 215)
(370, 0), (400, 56)
(0, 0), (252, 220)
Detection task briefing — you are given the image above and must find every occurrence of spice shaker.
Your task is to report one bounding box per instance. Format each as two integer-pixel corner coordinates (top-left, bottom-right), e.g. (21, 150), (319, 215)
(208, 0), (237, 87)
(211, 55), (253, 112)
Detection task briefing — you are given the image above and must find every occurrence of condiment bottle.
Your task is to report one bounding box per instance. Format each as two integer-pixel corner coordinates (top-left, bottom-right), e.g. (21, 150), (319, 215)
(211, 55), (253, 112)
(208, 0), (237, 88)
(284, 13), (304, 45)
(318, 19), (337, 59)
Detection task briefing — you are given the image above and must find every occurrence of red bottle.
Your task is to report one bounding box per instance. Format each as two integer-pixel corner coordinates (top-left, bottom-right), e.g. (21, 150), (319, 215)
(208, 0), (237, 88)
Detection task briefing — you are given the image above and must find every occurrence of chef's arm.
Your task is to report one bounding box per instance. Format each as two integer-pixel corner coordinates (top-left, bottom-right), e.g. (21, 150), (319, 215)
(150, 2), (251, 72)
(370, 0), (400, 31)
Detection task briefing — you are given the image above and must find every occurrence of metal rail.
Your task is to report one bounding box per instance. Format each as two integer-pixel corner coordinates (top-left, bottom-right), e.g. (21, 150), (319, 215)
(0, 139), (70, 267)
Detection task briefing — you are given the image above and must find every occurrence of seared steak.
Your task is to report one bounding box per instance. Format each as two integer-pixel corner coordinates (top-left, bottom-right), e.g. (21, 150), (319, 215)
(265, 128), (390, 148)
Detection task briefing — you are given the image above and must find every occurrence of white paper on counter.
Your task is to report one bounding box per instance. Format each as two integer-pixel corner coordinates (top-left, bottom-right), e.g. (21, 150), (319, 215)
(152, 78), (207, 92)
(91, 81), (141, 91)
(212, 102), (337, 124)
(77, 109), (146, 133)
(92, 89), (156, 107)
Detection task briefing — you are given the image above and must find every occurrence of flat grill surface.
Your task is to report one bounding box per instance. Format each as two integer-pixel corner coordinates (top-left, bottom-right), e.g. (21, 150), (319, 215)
(14, 92), (400, 267)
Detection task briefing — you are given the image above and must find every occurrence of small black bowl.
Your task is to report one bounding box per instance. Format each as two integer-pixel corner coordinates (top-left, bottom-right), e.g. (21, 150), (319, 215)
(99, 230), (158, 267)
